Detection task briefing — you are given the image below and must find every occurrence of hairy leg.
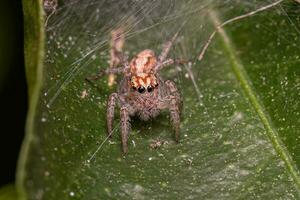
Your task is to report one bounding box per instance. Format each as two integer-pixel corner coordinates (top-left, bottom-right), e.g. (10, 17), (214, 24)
(86, 27), (129, 83)
(160, 80), (182, 141)
(158, 20), (187, 62)
(168, 96), (181, 142)
(155, 58), (174, 72)
(165, 80), (182, 106)
(158, 32), (179, 62)
(107, 93), (119, 137)
(109, 27), (126, 86)
(120, 105), (131, 154)
(155, 58), (189, 72)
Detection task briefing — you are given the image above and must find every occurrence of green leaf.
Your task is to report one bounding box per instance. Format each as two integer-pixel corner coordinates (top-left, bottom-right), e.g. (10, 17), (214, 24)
(18, 1), (300, 199)
(17, 0), (45, 199)
(0, 185), (18, 200)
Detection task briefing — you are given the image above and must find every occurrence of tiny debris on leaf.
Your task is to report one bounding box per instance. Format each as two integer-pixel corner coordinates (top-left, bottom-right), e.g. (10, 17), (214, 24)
(80, 89), (88, 99)
(150, 139), (168, 149)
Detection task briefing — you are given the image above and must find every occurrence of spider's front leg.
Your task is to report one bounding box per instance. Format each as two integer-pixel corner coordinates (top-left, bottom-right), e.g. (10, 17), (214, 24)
(120, 105), (131, 154)
(160, 80), (182, 142)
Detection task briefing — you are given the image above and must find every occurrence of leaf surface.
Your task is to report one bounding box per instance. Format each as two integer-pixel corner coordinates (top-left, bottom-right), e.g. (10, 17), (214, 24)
(18, 1), (300, 199)
(0, 185), (18, 200)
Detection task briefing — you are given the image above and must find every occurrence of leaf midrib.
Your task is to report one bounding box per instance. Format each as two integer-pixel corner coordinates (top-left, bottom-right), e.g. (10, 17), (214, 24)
(209, 11), (300, 192)
(16, 0), (45, 199)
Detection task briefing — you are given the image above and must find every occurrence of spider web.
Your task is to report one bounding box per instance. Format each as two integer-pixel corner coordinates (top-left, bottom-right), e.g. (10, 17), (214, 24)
(26, 0), (300, 199)
(43, 0), (295, 107)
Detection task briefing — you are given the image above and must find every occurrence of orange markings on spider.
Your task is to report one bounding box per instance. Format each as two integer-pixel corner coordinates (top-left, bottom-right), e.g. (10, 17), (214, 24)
(130, 49), (157, 74)
(130, 74), (158, 90)
(129, 49), (159, 92)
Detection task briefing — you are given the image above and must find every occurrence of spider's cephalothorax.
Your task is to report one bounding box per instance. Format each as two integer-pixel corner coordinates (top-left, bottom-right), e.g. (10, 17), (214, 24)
(129, 50), (159, 94)
(88, 32), (182, 153)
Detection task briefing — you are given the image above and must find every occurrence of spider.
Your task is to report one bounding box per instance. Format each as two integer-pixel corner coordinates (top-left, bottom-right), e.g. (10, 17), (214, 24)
(87, 31), (184, 153)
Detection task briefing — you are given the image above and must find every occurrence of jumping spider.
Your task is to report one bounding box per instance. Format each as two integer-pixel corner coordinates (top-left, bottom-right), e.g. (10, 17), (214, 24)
(88, 32), (183, 153)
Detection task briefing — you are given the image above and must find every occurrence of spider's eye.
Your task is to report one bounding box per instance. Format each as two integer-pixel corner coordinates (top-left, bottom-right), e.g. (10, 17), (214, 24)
(132, 86), (137, 91)
(138, 86), (145, 93)
(147, 86), (153, 92)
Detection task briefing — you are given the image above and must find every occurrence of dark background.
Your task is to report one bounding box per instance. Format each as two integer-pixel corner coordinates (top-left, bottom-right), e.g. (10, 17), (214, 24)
(0, 1), (27, 187)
